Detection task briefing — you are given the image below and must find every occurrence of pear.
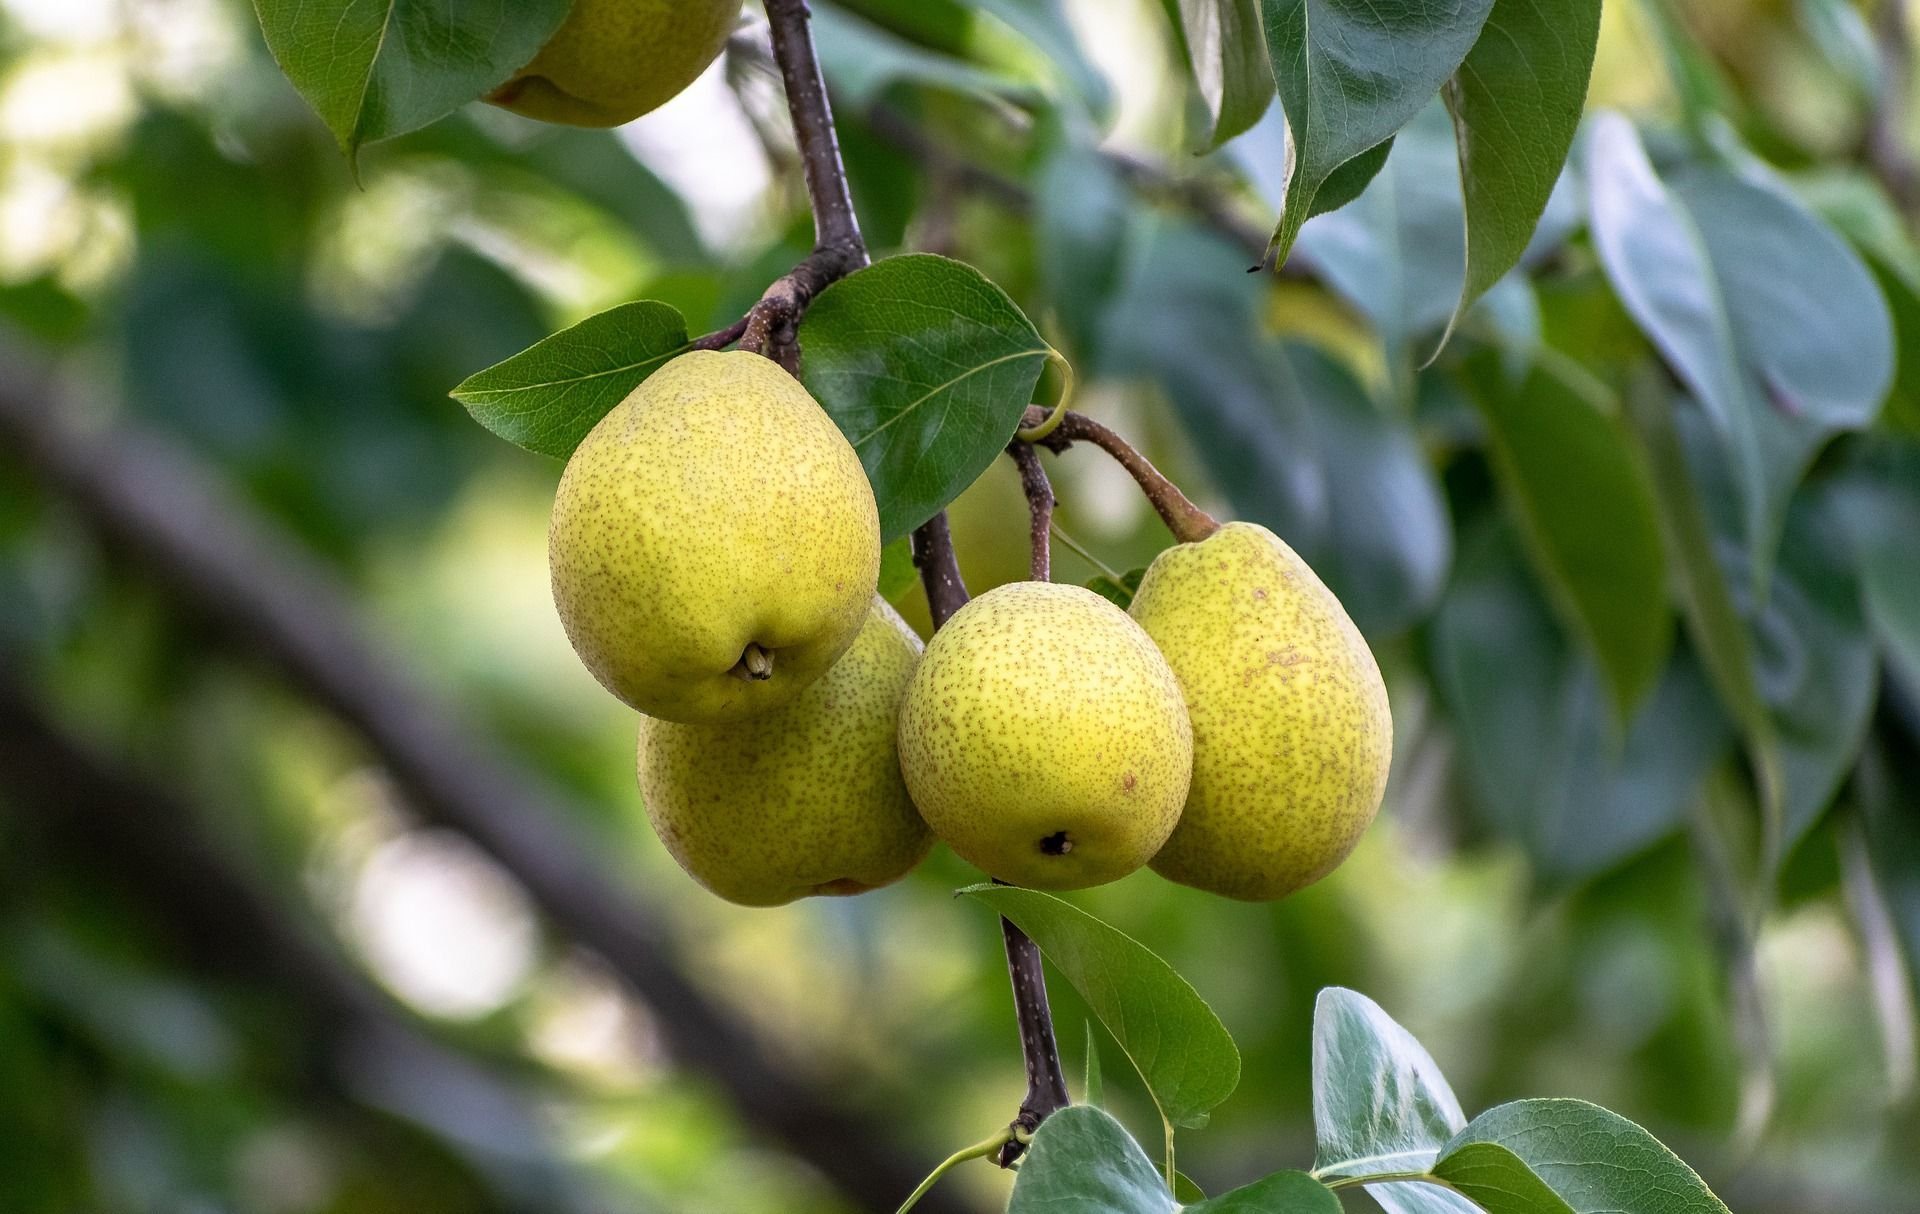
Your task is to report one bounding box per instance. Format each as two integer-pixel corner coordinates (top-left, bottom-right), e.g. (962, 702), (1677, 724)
(1128, 522), (1391, 901)
(488, 0), (743, 128)
(637, 599), (931, 906)
(897, 582), (1192, 890)
(549, 349), (879, 723)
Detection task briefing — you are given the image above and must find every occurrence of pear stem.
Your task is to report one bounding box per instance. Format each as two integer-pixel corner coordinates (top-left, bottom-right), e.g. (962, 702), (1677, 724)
(1007, 442), (1054, 583)
(996, 891), (1072, 1166)
(1022, 406), (1220, 544)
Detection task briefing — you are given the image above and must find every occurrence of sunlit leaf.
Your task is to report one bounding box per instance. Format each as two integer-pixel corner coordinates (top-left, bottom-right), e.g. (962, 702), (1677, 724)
(959, 885), (1240, 1131)
(450, 301), (691, 460)
(1438, 1099), (1734, 1213)
(1310, 989), (1464, 1181)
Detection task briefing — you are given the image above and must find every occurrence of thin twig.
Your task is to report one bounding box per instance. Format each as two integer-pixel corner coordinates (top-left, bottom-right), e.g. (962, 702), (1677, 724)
(691, 313), (751, 351)
(995, 908), (1072, 1166)
(1008, 443), (1054, 583)
(1024, 406), (1219, 544)
(0, 340), (965, 1214)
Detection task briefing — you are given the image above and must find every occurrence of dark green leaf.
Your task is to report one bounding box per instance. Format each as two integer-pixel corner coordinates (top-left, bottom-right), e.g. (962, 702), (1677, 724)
(1191, 1171), (1340, 1212)
(1086, 568), (1148, 610)
(1311, 139), (1394, 218)
(1006, 1106), (1173, 1213)
(1429, 1142), (1577, 1214)
(1464, 349), (1670, 717)
(878, 537), (919, 601)
(1036, 141), (1133, 364)
(958, 885), (1241, 1131)
(1295, 108), (1464, 364)
(1834, 443), (1920, 686)
(1309, 988), (1463, 1182)
(800, 254), (1054, 540)
(1288, 344), (1451, 636)
(1261, 0), (1494, 266)
(1431, 524), (1731, 881)
(1176, 0), (1275, 149)
(1587, 115), (1894, 588)
(1439, 1099), (1734, 1213)
(1444, 0), (1601, 333)
(450, 301), (691, 460)
(252, 0), (569, 157)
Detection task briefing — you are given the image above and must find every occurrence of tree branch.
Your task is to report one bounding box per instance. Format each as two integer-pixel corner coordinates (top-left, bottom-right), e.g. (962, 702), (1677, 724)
(0, 668), (599, 1212)
(0, 338), (964, 1214)
(739, 0), (870, 372)
(910, 512), (971, 630)
(1024, 406), (1219, 544)
(1008, 443), (1055, 583)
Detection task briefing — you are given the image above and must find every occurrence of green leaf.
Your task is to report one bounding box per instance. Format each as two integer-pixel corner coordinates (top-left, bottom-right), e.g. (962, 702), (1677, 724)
(1429, 1142), (1577, 1214)
(1007, 1106), (1173, 1213)
(1835, 444), (1920, 685)
(450, 301), (691, 460)
(252, 0), (569, 158)
(1309, 988), (1464, 1182)
(1260, 0), (1494, 267)
(1036, 140), (1133, 364)
(1175, 0), (1275, 149)
(1463, 349), (1670, 717)
(1295, 108), (1464, 365)
(1586, 114), (1894, 590)
(1443, 0), (1601, 334)
(1086, 568), (1147, 609)
(1430, 524), (1732, 881)
(800, 255), (1054, 541)
(878, 536), (919, 601)
(1083, 1020), (1106, 1107)
(1311, 139), (1394, 218)
(1438, 1098), (1734, 1213)
(812, 4), (1043, 109)
(958, 885), (1241, 1131)
(1190, 1171), (1340, 1212)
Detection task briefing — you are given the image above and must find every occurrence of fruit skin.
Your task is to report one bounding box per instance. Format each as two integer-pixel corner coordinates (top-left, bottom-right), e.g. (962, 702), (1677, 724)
(1129, 522), (1391, 901)
(637, 599), (931, 907)
(487, 0), (743, 128)
(549, 349), (879, 724)
(897, 582), (1192, 891)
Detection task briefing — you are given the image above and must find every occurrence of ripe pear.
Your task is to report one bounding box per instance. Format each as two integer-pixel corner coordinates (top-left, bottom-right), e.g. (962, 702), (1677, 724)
(1129, 522), (1391, 901)
(549, 349), (879, 723)
(488, 0), (743, 128)
(637, 599), (931, 906)
(896, 582), (1192, 890)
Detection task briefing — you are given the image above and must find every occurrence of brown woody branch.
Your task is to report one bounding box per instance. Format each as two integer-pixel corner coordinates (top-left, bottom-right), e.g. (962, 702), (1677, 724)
(739, 0), (870, 372)
(0, 340), (963, 1214)
(1009, 442), (1055, 584)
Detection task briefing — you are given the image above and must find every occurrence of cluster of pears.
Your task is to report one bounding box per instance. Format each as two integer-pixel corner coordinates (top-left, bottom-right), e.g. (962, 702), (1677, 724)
(548, 350), (1393, 906)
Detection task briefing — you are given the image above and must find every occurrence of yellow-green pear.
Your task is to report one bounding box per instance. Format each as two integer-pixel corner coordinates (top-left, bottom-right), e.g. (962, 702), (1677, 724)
(1129, 522), (1391, 901)
(488, 0), (743, 127)
(896, 581), (1192, 890)
(637, 599), (930, 906)
(549, 349), (879, 723)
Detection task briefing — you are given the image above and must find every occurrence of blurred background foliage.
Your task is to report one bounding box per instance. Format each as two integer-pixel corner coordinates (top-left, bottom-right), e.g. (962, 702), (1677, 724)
(0, 0), (1918, 1211)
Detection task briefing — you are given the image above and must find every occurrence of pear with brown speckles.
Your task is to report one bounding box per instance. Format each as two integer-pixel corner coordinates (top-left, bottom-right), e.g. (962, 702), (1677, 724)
(1129, 522), (1391, 901)
(896, 582), (1192, 890)
(488, 0), (743, 128)
(549, 349), (880, 723)
(637, 599), (932, 906)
